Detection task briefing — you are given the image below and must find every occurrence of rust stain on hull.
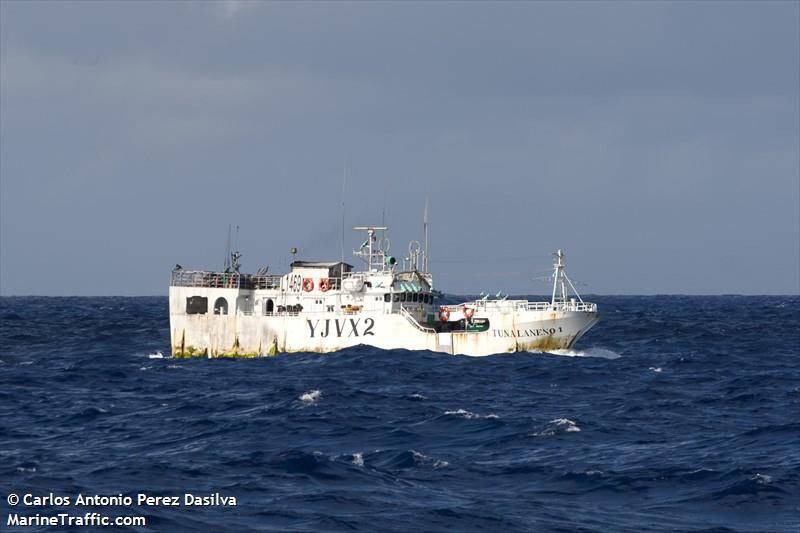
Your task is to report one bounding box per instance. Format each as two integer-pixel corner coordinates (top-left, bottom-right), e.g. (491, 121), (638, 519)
(515, 335), (571, 352)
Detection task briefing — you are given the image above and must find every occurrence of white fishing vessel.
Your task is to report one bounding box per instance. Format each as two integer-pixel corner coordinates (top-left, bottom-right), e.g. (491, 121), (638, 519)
(168, 226), (598, 357)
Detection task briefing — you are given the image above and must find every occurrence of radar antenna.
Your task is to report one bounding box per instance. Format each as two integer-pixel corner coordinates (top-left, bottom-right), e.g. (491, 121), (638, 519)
(353, 226), (395, 271)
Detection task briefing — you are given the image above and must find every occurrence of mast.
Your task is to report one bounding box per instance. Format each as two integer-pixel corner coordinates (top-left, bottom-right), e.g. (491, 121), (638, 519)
(340, 161), (347, 266)
(423, 197), (429, 273)
(551, 250), (561, 306)
(353, 226), (388, 271)
(550, 249), (585, 308)
(223, 224), (232, 272)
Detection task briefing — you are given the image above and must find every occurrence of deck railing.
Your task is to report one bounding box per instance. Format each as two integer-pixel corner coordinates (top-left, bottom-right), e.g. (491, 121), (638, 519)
(465, 299), (597, 313)
(170, 270), (282, 290)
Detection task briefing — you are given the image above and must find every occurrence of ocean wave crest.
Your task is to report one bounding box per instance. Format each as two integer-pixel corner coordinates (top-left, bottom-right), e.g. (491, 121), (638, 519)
(298, 390), (322, 404)
(531, 418), (582, 437)
(443, 409), (499, 420)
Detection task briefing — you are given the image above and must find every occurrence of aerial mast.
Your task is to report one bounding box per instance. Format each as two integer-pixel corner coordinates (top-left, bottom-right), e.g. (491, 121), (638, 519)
(340, 160), (347, 265)
(353, 226), (388, 271)
(423, 197), (429, 273)
(223, 224), (232, 272)
(550, 249), (585, 308)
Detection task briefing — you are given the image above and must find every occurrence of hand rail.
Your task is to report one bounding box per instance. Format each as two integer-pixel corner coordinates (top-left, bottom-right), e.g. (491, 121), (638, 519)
(468, 299), (596, 313)
(399, 305), (436, 333)
(170, 270), (282, 290)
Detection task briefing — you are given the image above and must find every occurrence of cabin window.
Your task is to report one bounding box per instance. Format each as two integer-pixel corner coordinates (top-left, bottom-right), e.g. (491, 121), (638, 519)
(384, 293), (391, 303)
(393, 293), (400, 302)
(186, 296), (208, 315)
(214, 297), (228, 315)
(413, 293), (419, 302)
(264, 298), (274, 315)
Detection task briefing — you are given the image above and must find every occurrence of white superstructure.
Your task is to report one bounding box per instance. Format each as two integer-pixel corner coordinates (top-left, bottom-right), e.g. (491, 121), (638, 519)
(168, 227), (598, 357)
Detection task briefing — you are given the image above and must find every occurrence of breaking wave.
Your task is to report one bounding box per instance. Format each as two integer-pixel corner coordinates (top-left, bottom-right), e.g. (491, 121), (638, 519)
(298, 389), (322, 404)
(443, 409), (499, 420)
(531, 418), (582, 436)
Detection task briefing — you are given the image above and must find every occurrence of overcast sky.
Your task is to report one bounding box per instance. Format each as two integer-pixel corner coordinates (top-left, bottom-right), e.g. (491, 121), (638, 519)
(1, 1), (798, 296)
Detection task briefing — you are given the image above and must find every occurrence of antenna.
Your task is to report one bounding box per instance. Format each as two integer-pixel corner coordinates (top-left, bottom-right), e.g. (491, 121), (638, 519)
(353, 226), (388, 271)
(381, 178), (388, 246)
(423, 196), (429, 273)
(224, 224), (232, 272)
(231, 225), (242, 273)
(341, 160), (347, 265)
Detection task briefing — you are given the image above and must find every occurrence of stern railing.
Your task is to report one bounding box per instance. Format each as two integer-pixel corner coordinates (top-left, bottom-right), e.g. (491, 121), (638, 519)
(170, 270), (282, 290)
(468, 299), (596, 313)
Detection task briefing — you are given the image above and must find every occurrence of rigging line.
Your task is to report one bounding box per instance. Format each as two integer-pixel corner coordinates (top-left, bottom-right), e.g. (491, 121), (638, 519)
(444, 270), (534, 278)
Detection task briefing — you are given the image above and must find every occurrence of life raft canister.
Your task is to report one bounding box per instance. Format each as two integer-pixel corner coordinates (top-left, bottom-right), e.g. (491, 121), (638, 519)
(463, 306), (475, 320)
(319, 278), (331, 292)
(439, 306), (450, 322)
(302, 278), (314, 292)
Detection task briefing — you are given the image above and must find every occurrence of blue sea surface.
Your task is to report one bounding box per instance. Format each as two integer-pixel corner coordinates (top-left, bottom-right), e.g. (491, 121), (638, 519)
(1, 295), (798, 532)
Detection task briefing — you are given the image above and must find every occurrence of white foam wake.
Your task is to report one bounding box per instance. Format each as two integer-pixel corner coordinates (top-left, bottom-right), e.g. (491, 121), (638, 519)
(444, 409), (499, 420)
(752, 473), (772, 484)
(411, 450), (449, 469)
(530, 418), (582, 437)
(548, 347), (621, 359)
(299, 390), (322, 404)
(148, 351), (164, 359)
(552, 418), (581, 432)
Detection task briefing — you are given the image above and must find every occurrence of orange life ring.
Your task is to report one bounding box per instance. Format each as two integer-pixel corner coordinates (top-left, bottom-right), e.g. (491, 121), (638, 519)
(302, 278), (314, 292)
(463, 306), (474, 319)
(439, 306), (450, 322)
(319, 278), (331, 292)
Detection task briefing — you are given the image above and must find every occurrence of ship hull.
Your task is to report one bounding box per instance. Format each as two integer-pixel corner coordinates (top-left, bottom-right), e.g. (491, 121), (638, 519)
(169, 288), (598, 357)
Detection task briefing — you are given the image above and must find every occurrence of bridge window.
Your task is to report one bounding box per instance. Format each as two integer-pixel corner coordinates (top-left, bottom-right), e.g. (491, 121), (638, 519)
(214, 297), (228, 315)
(186, 296), (208, 315)
(384, 293), (391, 302)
